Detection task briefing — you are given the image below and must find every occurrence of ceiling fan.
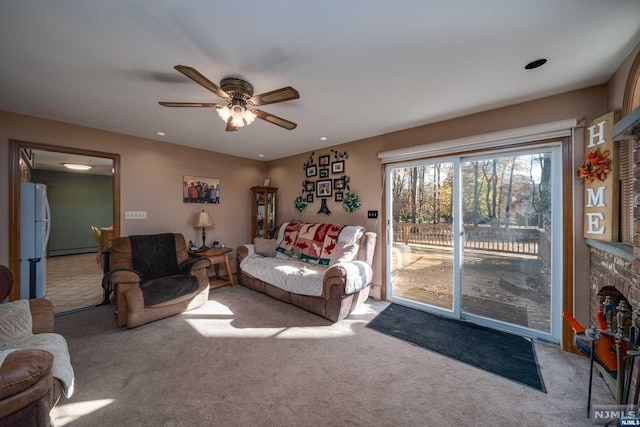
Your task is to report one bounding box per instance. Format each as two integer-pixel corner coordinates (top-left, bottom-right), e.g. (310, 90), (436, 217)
(159, 65), (300, 132)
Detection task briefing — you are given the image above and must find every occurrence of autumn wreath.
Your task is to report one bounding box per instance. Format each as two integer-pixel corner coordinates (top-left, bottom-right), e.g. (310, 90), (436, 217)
(576, 149), (611, 184)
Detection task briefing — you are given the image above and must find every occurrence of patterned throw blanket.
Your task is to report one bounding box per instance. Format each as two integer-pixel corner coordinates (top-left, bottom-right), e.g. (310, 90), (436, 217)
(276, 221), (345, 265)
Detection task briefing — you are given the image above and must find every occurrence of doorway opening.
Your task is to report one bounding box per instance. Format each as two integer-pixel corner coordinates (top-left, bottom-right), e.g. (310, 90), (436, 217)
(9, 140), (120, 314)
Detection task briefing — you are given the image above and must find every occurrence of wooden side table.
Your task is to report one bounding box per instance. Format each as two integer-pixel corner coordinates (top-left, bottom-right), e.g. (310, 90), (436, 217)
(189, 247), (234, 289)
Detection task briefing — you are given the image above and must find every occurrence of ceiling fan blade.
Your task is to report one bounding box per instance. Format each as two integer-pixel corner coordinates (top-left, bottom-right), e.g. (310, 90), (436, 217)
(159, 102), (224, 108)
(174, 65), (231, 101)
(252, 109), (297, 130)
(226, 117), (240, 132)
(249, 87), (299, 106)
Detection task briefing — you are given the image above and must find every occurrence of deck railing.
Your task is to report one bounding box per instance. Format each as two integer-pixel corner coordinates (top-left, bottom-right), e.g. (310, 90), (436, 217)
(393, 222), (540, 255)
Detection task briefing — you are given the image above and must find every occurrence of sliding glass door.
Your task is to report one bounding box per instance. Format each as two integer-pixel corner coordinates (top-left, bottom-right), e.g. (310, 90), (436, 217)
(386, 144), (561, 342)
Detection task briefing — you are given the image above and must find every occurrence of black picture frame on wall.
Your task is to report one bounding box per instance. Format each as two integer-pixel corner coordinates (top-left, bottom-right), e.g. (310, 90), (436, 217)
(306, 165), (317, 177)
(331, 161), (344, 174)
(305, 180), (315, 193)
(306, 193), (314, 203)
(319, 168), (329, 178)
(333, 178), (345, 190)
(335, 192), (343, 202)
(316, 179), (332, 197)
(319, 155), (330, 166)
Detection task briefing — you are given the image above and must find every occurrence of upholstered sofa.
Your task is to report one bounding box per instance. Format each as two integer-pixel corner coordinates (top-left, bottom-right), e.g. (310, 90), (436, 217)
(0, 298), (73, 427)
(237, 221), (376, 322)
(106, 233), (211, 328)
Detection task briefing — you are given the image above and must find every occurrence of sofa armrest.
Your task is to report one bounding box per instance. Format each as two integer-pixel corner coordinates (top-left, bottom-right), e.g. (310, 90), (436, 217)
(356, 232), (377, 266)
(0, 349), (53, 402)
(236, 244), (255, 263)
(113, 282), (139, 327)
(106, 269), (142, 286)
(178, 258), (211, 275)
(28, 299), (54, 334)
(320, 266), (348, 298)
(321, 262), (373, 298)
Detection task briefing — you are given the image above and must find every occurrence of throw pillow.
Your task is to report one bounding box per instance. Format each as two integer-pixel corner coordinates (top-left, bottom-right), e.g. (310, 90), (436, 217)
(254, 238), (278, 257)
(329, 243), (359, 265)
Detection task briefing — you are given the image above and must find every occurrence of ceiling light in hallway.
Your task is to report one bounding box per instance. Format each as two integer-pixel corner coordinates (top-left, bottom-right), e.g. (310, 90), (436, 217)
(63, 163), (92, 170)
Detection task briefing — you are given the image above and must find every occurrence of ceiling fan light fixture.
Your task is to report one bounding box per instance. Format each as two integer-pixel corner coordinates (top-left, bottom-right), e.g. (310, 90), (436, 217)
(244, 109), (257, 125)
(162, 66), (299, 131)
(216, 106), (231, 122)
(231, 103), (245, 126)
(231, 116), (245, 128)
(218, 101), (257, 128)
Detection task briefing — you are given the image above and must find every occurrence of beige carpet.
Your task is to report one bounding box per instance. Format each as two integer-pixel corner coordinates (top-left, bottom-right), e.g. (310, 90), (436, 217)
(47, 253), (104, 314)
(51, 285), (612, 427)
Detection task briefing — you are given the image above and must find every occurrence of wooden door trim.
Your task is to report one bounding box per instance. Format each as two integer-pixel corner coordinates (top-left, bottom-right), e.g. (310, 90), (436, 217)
(8, 139), (121, 301)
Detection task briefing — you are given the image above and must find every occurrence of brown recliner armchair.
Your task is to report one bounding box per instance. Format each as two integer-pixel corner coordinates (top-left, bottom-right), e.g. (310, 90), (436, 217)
(106, 233), (211, 329)
(0, 299), (63, 427)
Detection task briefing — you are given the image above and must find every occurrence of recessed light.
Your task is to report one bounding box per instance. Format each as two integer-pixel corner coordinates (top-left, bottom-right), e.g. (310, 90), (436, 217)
(258, 154), (265, 158)
(320, 136), (328, 141)
(63, 163), (92, 171)
(525, 58), (548, 70)
(156, 131), (166, 136)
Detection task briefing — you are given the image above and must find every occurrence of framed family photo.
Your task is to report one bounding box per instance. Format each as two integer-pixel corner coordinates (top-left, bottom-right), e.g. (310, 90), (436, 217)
(184, 176), (220, 204)
(331, 161), (344, 174)
(334, 192), (344, 202)
(306, 165), (317, 177)
(316, 179), (332, 197)
(306, 193), (314, 203)
(305, 180), (315, 193)
(319, 155), (330, 166)
(333, 178), (345, 190)
(319, 168), (329, 178)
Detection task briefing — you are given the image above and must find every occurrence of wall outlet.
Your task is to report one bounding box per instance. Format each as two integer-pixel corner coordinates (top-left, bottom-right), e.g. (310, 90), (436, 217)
(367, 210), (378, 219)
(125, 211), (147, 219)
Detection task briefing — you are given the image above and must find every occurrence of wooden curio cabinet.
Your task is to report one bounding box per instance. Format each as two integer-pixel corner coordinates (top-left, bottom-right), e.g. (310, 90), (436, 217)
(251, 186), (277, 239)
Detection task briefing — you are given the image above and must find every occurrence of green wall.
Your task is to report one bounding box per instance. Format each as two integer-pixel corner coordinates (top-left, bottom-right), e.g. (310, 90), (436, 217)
(31, 170), (113, 256)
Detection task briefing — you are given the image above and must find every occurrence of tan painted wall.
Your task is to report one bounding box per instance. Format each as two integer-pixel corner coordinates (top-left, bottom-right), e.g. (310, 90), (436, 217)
(267, 86), (608, 306)
(608, 43), (640, 112)
(0, 110), (267, 270)
(0, 84), (613, 314)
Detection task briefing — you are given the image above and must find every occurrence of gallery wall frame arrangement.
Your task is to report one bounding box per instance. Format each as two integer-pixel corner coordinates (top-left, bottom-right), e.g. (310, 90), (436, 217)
(184, 175), (220, 204)
(295, 149), (360, 214)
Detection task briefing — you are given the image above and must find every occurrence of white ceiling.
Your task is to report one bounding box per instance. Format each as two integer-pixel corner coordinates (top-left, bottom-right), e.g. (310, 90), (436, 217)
(1, 1), (640, 162)
(27, 150), (114, 176)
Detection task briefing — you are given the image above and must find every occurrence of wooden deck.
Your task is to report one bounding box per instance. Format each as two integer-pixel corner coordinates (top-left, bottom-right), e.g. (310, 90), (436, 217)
(390, 243), (550, 332)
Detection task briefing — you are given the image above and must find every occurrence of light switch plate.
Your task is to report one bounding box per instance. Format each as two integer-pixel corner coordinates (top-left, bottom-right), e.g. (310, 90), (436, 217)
(125, 211), (147, 219)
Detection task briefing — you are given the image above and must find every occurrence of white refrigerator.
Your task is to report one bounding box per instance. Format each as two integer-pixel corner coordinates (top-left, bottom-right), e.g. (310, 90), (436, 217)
(20, 182), (51, 299)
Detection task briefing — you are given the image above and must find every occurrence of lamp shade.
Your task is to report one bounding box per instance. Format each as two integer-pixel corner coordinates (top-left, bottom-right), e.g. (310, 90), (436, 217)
(194, 210), (214, 228)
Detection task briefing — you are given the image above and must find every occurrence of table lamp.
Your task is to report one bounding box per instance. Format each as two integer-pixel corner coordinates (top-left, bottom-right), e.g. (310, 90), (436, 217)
(194, 210), (214, 250)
